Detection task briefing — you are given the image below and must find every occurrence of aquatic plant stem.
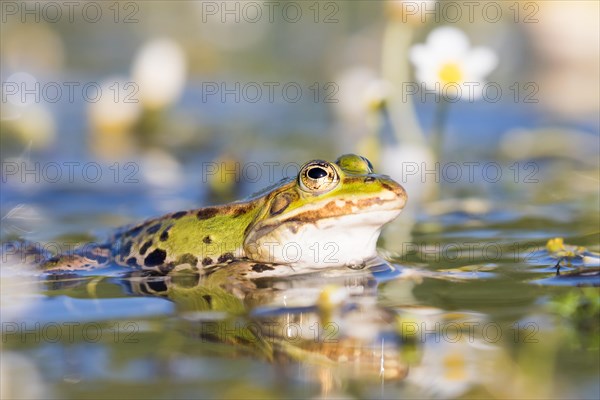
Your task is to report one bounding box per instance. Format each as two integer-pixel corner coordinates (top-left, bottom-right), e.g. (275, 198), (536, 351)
(431, 97), (450, 165)
(381, 20), (424, 147)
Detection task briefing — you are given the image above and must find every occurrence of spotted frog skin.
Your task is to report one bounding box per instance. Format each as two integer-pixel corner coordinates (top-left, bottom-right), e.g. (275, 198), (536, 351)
(42, 154), (407, 274)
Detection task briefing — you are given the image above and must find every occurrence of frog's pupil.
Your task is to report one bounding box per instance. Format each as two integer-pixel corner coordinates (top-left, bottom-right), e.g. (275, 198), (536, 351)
(308, 167), (327, 179)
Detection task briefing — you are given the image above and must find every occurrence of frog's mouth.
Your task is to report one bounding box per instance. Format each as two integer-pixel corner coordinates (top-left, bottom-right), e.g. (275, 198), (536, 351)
(286, 192), (405, 223)
(249, 193), (404, 237)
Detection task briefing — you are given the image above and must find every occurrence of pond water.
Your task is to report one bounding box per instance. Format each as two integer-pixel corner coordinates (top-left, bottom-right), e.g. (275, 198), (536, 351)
(1, 148), (598, 399)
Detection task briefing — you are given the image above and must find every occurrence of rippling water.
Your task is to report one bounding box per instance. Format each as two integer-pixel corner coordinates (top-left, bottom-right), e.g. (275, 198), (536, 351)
(1, 156), (599, 400)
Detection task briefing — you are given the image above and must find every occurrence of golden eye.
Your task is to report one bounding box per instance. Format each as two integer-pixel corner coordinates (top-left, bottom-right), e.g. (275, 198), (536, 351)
(298, 161), (339, 193)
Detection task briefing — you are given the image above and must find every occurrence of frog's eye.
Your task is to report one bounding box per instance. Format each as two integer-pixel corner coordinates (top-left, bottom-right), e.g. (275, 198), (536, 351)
(298, 161), (339, 194)
(335, 154), (374, 174)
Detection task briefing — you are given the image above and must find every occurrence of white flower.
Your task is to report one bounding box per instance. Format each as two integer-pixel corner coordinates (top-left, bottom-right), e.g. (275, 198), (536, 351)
(131, 38), (187, 109)
(410, 26), (498, 100)
(400, 309), (506, 398)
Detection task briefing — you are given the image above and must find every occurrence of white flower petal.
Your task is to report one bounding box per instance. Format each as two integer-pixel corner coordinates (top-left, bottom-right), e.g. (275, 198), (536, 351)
(426, 26), (470, 57)
(409, 25), (498, 101)
(410, 47), (461, 83)
(463, 47), (498, 80)
(414, 67), (441, 89)
(409, 45), (433, 68)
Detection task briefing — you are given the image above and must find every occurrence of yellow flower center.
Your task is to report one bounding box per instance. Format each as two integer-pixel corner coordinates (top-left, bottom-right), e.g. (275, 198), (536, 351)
(438, 63), (463, 85)
(443, 352), (467, 381)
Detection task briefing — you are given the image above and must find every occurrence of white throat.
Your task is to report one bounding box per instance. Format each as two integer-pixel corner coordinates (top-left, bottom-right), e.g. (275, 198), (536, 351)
(246, 209), (401, 270)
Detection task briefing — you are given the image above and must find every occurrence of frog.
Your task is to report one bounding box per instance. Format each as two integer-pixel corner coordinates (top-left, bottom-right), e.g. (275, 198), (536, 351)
(39, 154), (407, 275)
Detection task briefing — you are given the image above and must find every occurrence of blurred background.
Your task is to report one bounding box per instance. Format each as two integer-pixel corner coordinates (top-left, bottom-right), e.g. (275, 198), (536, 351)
(2, 2), (598, 239)
(1, 2), (599, 399)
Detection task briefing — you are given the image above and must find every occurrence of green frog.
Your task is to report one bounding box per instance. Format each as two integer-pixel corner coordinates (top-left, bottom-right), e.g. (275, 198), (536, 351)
(41, 154), (407, 275)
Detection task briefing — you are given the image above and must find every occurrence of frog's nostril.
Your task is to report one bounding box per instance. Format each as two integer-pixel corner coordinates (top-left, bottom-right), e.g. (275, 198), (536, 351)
(364, 176), (376, 183)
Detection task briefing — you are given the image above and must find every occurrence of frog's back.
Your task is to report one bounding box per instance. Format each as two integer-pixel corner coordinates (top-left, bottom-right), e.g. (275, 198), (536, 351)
(109, 201), (263, 273)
